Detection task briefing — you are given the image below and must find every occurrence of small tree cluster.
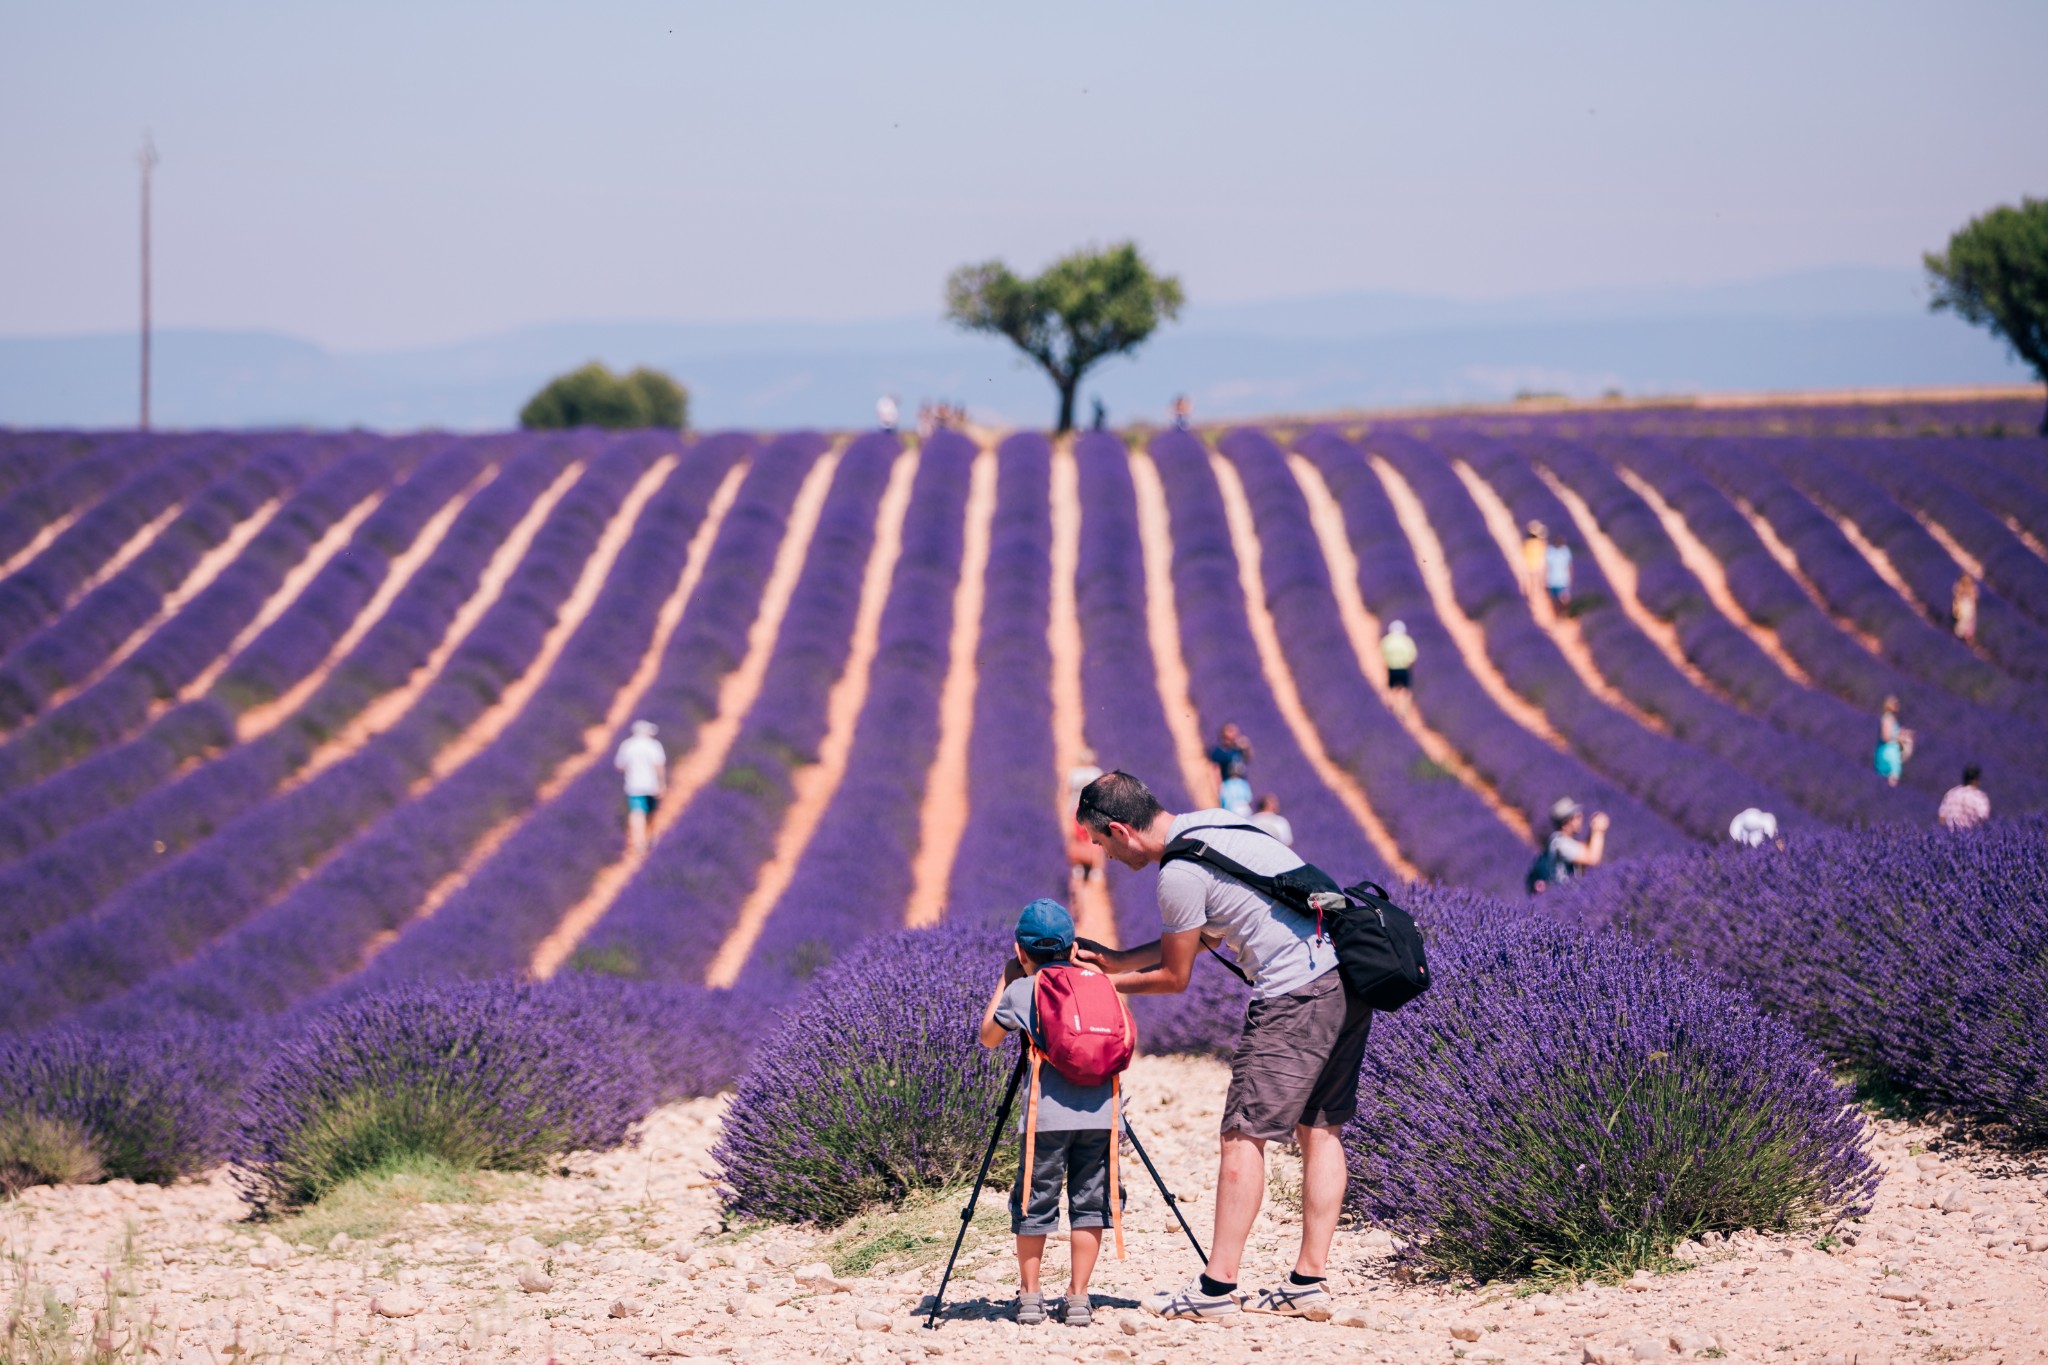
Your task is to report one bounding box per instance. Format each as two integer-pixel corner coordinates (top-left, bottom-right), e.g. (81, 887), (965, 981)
(519, 362), (688, 431)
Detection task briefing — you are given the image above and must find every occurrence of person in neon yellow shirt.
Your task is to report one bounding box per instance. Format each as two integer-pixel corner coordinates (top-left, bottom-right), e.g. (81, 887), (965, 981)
(1380, 621), (1418, 720)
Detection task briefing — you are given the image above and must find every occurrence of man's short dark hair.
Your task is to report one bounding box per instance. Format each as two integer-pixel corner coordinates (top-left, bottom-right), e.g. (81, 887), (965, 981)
(1963, 763), (1982, 785)
(1076, 770), (1164, 836)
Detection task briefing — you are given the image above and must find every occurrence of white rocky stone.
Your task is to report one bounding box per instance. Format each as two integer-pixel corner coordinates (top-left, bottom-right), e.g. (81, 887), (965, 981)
(609, 1296), (644, 1318)
(516, 1265), (554, 1294)
(1450, 1321), (1483, 1341)
(856, 1309), (891, 1331)
(370, 1290), (423, 1318)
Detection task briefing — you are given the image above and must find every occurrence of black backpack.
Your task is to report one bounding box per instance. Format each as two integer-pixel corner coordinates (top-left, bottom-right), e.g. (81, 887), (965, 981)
(1525, 841), (1558, 895)
(1159, 825), (1431, 1012)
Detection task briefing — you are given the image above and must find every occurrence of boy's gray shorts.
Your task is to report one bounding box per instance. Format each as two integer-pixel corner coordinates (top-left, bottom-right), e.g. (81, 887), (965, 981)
(1008, 1129), (1125, 1236)
(1221, 968), (1373, 1143)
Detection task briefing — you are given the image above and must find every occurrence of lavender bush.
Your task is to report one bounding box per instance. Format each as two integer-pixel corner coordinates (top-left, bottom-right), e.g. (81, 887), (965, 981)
(234, 979), (656, 1214)
(1344, 914), (1876, 1282)
(0, 1024), (235, 1188)
(1544, 818), (2048, 1140)
(715, 919), (1014, 1225)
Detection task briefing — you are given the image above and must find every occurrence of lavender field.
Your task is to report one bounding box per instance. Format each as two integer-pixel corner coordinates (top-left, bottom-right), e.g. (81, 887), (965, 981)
(1, 395), (2046, 1272)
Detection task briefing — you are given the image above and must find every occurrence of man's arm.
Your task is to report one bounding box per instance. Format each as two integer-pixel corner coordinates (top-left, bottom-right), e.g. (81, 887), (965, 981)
(1096, 927), (1204, 996)
(978, 958), (1026, 1048)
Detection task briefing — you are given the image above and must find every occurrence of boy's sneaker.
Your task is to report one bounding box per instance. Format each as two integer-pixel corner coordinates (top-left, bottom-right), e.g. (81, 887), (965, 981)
(1243, 1280), (1334, 1320)
(1060, 1294), (1093, 1327)
(1142, 1278), (1241, 1320)
(1016, 1291), (1047, 1326)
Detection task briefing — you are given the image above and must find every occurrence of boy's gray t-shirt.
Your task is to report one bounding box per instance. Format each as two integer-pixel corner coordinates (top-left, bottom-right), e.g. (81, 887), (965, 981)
(993, 973), (1117, 1133)
(1157, 810), (1338, 1000)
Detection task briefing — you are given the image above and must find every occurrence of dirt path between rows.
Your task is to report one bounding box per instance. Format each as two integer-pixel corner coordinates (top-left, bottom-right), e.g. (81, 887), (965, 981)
(1208, 452), (1422, 882)
(1613, 467), (1815, 688)
(1822, 503), (1943, 628)
(1452, 460), (1670, 735)
(0, 510), (82, 583)
(291, 464), (584, 788)
(7, 1054), (2043, 1365)
(702, 446), (922, 987)
(62, 503), (184, 610)
(2005, 516), (2048, 565)
(1536, 467), (1739, 708)
(176, 492), (385, 704)
(532, 443), (846, 974)
(32, 497), (289, 722)
(1368, 457), (1567, 750)
(235, 467), (496, 741)
(1732, 496), (1889, 656)
(1126, 446), (1221, 809)
(903, 443), (999, 930)
(356, 459), (749, 978)
(1288, 455), (1533, 844)
(1047, 437), (1118, 947)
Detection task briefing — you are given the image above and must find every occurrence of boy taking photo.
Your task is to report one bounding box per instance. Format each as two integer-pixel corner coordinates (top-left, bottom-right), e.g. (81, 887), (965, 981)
(978, 898), (1131, 1327)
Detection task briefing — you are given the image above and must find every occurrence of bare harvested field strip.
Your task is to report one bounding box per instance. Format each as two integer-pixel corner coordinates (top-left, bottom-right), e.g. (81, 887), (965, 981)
(100, 443), (753, 1026)
(903, 440), (998, 929)
(0, 510), (80, 583)
(1294, 432), (1687, 858)
(1144, 430), (1388, 882)
(0, 445), (571, 959)
(1287, 451), (1533, 844)
(1046, 435), (1117, 945)
(568, 434), (902, 982)
(525, 438), (844, 979)
(63, 504), (185, 609)
(1208, 445), (1423, 882)
(937, 434), (1066, 925)
(0, 440), (656, 1029)
(1735, 491), (1888, 653)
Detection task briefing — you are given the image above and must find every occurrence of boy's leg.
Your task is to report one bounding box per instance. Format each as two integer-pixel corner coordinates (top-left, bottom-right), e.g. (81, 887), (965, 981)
(1015, 1235), (1046, 1294)
(1067, 1227), (1102, 1297)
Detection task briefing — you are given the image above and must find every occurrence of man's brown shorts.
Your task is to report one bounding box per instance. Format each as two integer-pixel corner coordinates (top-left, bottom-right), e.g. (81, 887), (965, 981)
(1221, 969), (1372, 1142)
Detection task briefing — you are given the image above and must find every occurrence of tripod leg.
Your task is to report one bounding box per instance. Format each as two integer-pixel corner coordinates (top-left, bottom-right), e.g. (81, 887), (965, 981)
(1123, 1118), (1208, 1266)
(925, 1046), (1029, 1330)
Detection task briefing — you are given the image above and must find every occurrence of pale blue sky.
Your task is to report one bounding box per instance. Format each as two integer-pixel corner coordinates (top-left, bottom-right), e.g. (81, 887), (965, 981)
(4, 0), (2044, 349)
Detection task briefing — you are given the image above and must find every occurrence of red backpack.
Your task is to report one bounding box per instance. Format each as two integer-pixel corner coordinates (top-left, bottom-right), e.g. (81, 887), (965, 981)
(1024, 961), (1137, 1259)
(1030, 961), (1136, 1085)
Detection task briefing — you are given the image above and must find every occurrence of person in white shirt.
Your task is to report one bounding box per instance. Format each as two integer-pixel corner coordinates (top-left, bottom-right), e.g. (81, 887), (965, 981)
(1937, 764), (1990, 832)
(1728, 807), (1780, 849)
(614, 719), (667, 853)
(1249, 793), (1294, 848)
(877, 395), (899, 432)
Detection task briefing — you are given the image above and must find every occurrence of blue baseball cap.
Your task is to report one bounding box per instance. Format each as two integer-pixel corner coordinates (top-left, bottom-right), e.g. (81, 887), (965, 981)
(1015, 898), (1075, 955)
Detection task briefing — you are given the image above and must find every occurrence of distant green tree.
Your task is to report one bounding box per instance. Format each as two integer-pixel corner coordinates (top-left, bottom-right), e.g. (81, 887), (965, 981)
(519, 362), (688, 431)
(1925, 197), (2048, 435)
(945, 242), (1184, 433)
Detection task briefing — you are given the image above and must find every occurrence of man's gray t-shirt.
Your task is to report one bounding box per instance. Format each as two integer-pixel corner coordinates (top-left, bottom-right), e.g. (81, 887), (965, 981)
(993, 972), (1117, 1132)
(1158, 810), (1337, 1000)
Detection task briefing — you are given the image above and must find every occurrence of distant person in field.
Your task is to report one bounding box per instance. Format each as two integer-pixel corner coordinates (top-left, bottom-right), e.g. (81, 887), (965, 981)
(1937, 763), (1990, 832)
(1209, 723), (1253, 816)
(1875, 696), (1913, 787)
(916, 402), (937, 440)
(877, 394), (899, 432)
(1543, 539), (1574, 611)
(1521, 520), (1548, 601)
(615, 719), (667, 853)
(1529, 797), (1607, 893)
(1066, 749), (1107, 896)
(1249, 793), (1293, 847)
(1728, 807), (1781, 849)
(1379, 620), (1416, 719)
(1074, 770), (1370, 1324)
(1172, 394), (1193, 431)
(1091, 397), (1108, 431)
(1952, 573), (1979, 643)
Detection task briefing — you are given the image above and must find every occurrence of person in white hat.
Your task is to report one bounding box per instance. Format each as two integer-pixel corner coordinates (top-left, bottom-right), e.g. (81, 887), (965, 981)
(1545, 797), (1607, 884)
(615, 719), (667, 853)
(1728, 807), (1780, 849)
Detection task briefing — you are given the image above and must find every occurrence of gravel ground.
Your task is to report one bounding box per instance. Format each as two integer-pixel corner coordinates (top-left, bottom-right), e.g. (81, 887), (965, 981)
(4, 1055), (2045, 1364)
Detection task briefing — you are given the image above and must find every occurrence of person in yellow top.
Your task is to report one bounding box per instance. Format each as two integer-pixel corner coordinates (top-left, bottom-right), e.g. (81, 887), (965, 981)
(1380, 620), (1418, 719)
(1521, 521), (1548, 603)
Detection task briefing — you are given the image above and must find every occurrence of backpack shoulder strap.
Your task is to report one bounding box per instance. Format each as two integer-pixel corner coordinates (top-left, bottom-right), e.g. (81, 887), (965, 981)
(1159, 825), (1286, 987)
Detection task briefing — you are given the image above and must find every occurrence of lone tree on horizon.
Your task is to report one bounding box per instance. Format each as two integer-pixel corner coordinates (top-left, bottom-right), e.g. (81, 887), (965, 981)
(520, 362), (688, 431)
(1925, 197), (2048, 436)
(945, 242), (1183, 433)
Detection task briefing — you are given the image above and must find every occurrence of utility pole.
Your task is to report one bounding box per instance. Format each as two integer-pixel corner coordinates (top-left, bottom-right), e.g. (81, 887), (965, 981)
(138, 134), (158, 431)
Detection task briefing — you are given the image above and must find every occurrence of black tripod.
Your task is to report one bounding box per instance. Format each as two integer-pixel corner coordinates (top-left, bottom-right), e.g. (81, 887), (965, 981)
(924, 1046), (1208, 1330)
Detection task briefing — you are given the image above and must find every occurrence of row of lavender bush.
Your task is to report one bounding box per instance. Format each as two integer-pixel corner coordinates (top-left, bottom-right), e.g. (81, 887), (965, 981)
(0, 442), (565, 960)
(0, 436), (643, 1027)
(571, 432), (889, 979)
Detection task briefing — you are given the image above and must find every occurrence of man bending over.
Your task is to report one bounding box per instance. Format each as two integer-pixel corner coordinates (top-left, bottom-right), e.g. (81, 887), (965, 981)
(1073, 770), (1369, 1323)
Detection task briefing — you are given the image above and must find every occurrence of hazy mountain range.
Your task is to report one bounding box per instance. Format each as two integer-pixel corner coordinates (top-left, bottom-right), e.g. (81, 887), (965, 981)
(1, 267), (2028, 431)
